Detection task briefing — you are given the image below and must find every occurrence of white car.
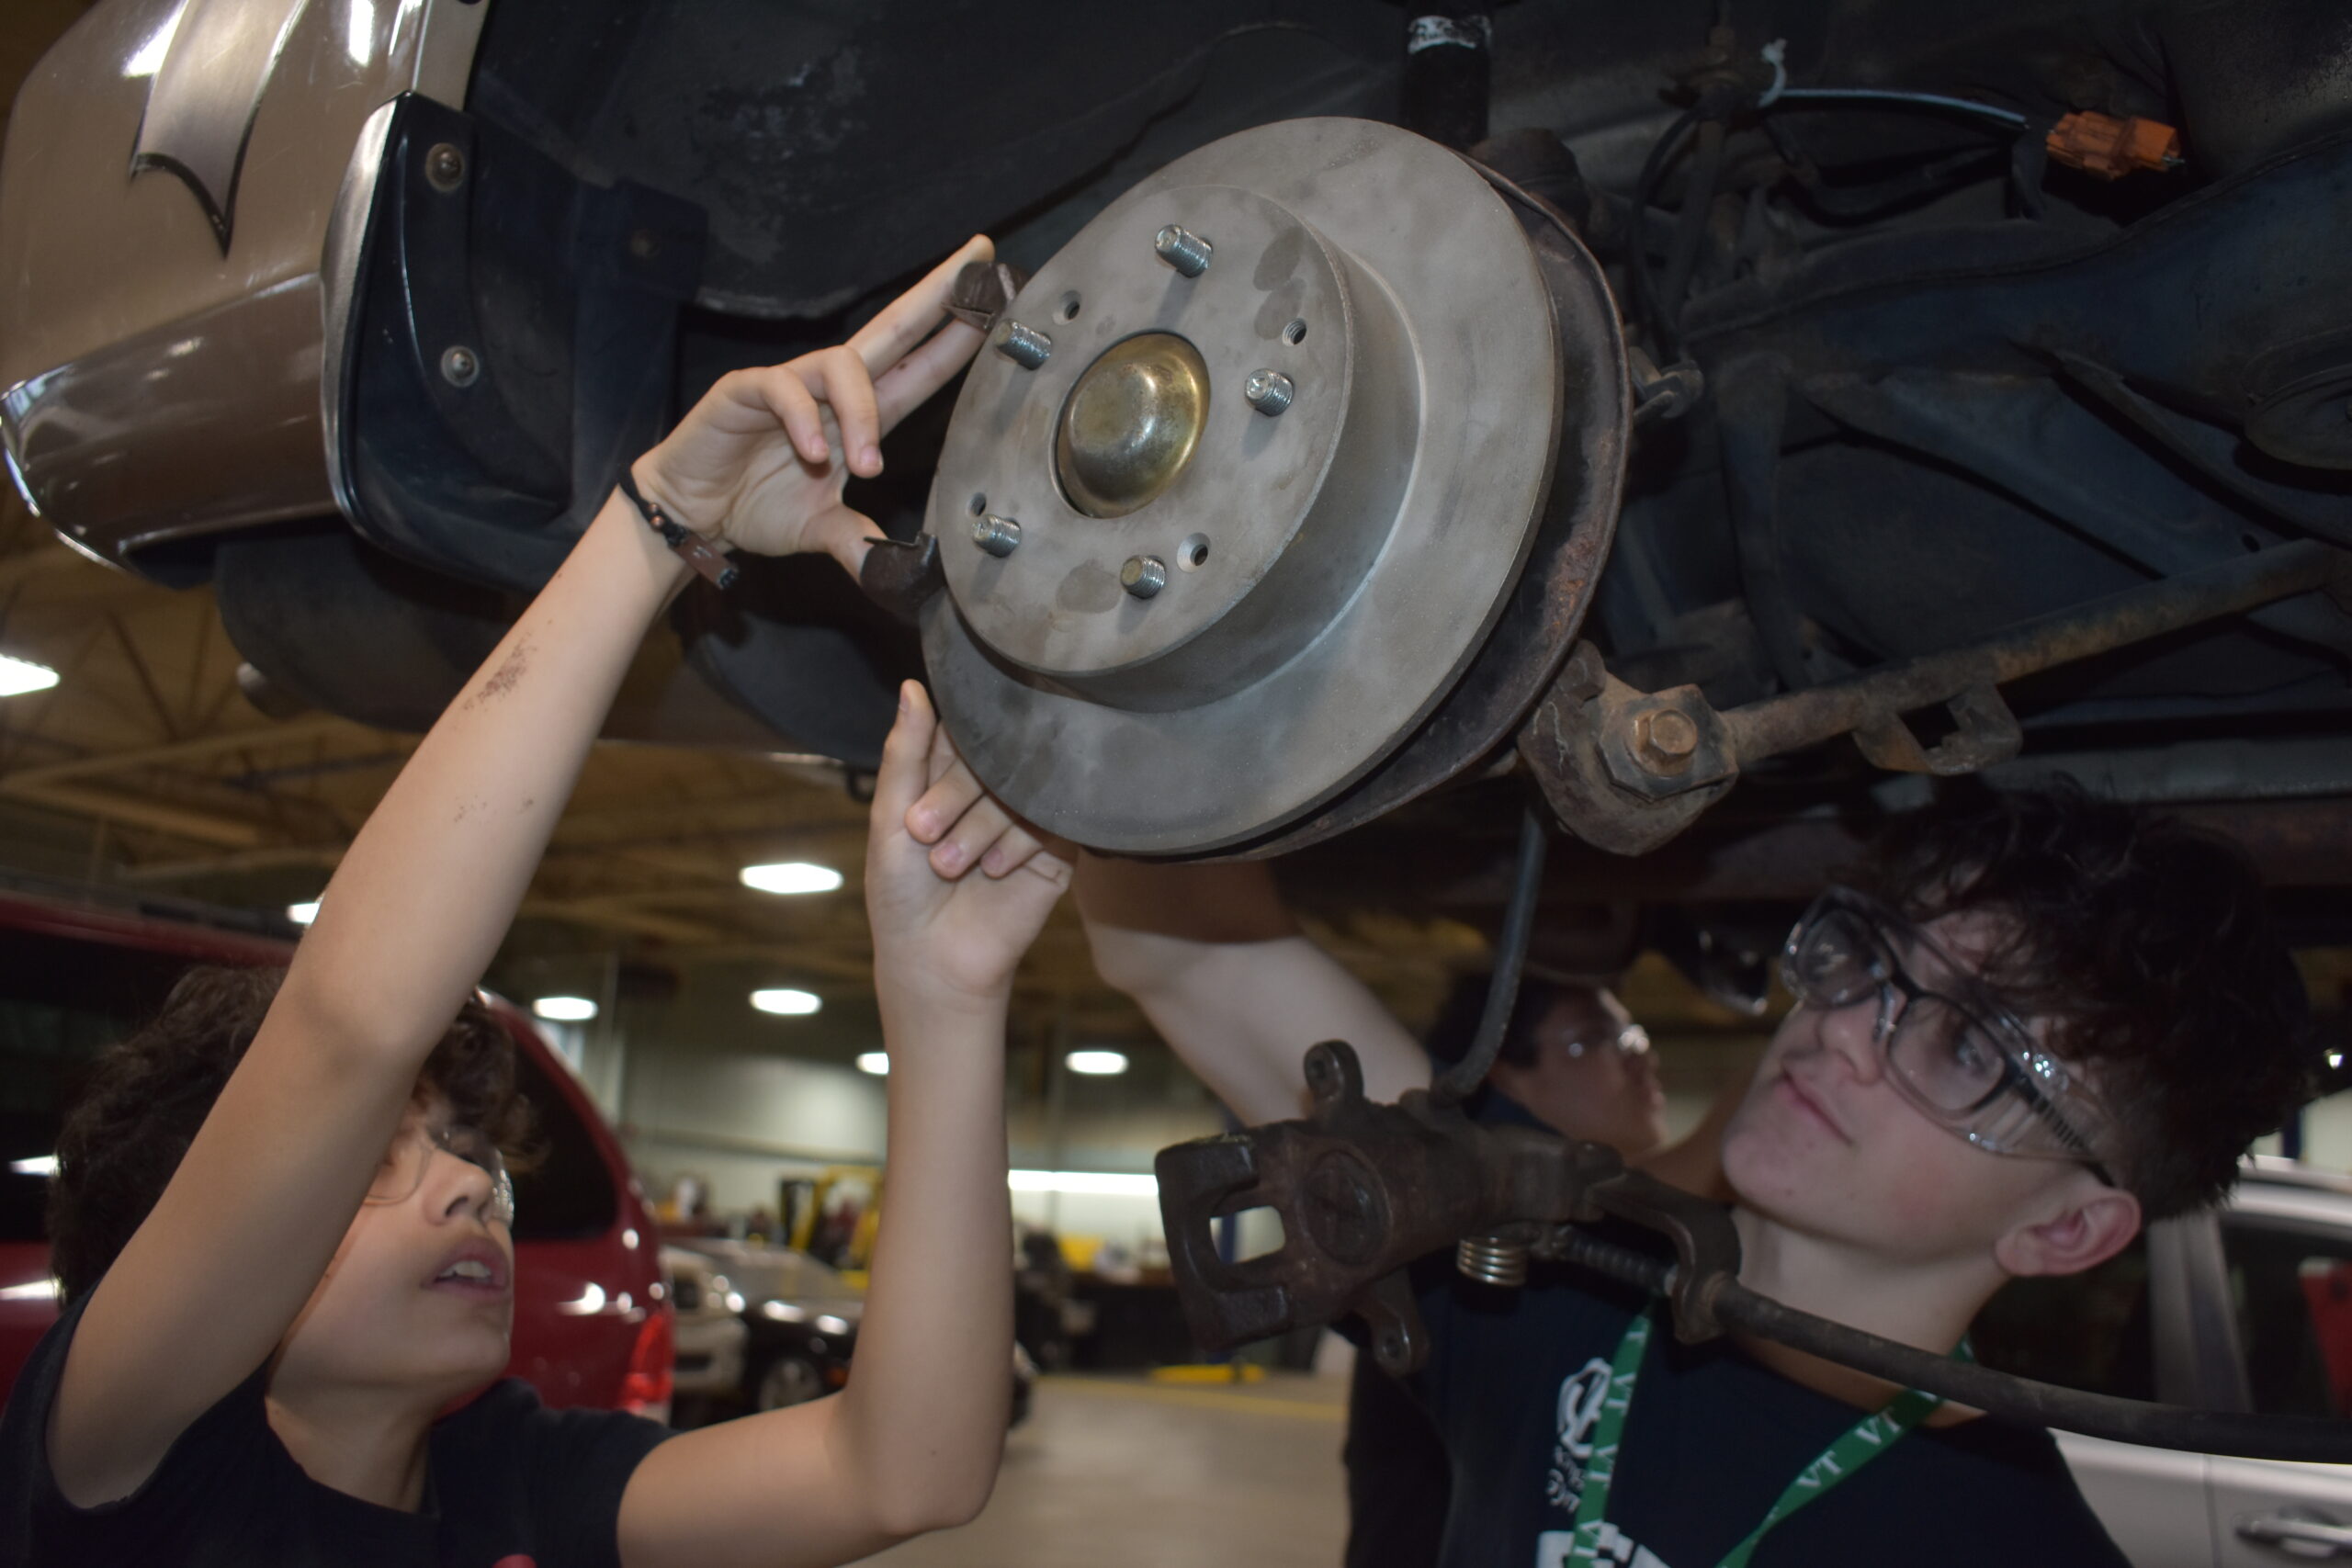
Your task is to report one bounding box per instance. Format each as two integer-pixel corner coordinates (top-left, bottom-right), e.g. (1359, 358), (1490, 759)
(659, 1245), (749, 1426)
(1971, 1158), (2352, 1565)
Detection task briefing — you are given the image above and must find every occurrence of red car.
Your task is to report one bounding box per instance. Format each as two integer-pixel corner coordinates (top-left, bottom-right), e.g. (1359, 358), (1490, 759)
(0, 880), (671, 1416)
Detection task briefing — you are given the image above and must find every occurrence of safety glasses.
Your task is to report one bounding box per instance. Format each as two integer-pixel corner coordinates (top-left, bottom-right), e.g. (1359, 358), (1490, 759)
(364, 1120), (516, 1228)
(1560, 1022), (1652, 1061)
(1781, 887), (2116, 1184)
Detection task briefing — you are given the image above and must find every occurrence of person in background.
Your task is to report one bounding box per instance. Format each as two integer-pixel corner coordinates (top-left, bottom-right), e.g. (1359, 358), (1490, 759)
(1343, 970), (1676, 1568)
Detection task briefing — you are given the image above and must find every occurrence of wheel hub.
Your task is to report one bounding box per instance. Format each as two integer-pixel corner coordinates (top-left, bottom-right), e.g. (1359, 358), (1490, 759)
(1057, 333), (1211, 518)
(921, 118), (1629, 854)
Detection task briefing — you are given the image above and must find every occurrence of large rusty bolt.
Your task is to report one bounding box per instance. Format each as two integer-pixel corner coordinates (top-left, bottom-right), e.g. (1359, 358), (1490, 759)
(1632, 706), (1700, 773)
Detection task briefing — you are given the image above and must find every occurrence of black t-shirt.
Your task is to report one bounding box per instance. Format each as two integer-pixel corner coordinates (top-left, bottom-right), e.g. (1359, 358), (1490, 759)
(0, 1292), (672, 1567)
(1409, 1250), (2132, 1568)
(1341, 1088), (1552, 1568)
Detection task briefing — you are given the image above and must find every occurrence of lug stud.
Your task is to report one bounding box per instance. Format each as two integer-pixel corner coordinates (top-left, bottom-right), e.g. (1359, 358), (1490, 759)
(1154, 223), (1213, 277)
(991, 319), (1052, 370)
(1120, 555), (1168, 599)
(1244, 368), (1295, 416)
(971, 515), (1022, 558)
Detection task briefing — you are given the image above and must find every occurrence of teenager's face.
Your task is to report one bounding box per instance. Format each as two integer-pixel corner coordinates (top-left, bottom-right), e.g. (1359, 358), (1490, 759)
(275, 1097), (514, 1401)
(1489, 991), (1668, 1156)
(1719, 910), (2094, 1266)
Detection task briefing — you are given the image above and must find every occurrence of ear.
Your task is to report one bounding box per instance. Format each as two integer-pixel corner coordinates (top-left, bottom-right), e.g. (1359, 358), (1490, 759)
(1993, 1175), (2143, 1278)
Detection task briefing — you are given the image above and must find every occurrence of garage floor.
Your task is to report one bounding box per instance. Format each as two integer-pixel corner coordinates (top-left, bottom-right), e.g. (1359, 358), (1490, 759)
(870, 1368), (1350, 1566)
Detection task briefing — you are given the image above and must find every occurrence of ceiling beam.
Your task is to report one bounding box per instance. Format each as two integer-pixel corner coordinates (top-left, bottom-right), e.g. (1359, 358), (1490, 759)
(2, 780), (269, 847)
(113, 843), (347, 884)
(516, 897), (735, 947)
(0, 713), (363, 788)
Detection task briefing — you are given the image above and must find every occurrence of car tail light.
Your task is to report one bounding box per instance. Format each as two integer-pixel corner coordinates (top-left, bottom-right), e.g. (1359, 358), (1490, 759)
(620, 1307), (675, 1418)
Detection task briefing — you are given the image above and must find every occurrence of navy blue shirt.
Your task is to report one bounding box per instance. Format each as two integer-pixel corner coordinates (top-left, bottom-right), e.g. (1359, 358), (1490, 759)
(0, 1291), (671, 1567)
(1408, 1247), (2132, 1568)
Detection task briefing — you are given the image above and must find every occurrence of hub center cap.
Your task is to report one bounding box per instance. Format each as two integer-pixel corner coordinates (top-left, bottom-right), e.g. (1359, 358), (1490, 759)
(1057, 333), (1210, 518)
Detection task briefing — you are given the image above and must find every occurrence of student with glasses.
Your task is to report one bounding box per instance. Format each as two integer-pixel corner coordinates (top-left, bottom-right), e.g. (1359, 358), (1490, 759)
(2, 238), (1074, 1568)
(1023, 786), (2321, 1568)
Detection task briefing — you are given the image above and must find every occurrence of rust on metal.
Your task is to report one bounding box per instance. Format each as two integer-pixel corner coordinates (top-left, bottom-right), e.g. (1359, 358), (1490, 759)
(1524, 542), (2348, 855)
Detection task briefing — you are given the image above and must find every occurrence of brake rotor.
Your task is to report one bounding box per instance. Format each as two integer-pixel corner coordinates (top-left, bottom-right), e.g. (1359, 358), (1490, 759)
(922, 118), (1629, 855)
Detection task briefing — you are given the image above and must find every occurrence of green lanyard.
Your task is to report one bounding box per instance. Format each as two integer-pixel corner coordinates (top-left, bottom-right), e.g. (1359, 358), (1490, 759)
(1566, 1303), (1953, 1568)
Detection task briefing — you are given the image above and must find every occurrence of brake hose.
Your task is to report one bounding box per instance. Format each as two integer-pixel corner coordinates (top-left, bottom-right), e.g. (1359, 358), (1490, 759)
(1554, 1228), (2352, 1462)
(1430, 805), (1549, 1108)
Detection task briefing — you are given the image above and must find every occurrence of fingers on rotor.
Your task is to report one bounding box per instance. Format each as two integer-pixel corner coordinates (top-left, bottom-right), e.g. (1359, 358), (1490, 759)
(737, 366), (832, 468)
(852, 234), (994, 378)
(871, 682), (940, 835)
(873, 318), (987, 431)
(798, 346), (884, 478)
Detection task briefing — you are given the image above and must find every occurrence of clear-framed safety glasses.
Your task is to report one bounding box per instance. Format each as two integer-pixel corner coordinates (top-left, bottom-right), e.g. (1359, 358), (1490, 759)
(1561, 1022), (1652, 1060)
(364, 1121), (516, 1227)
(1780, 886), (2116, 1184)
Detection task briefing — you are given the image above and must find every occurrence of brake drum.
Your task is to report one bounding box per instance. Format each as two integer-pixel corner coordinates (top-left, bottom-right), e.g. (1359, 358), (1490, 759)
(922, 118), (1628, 855)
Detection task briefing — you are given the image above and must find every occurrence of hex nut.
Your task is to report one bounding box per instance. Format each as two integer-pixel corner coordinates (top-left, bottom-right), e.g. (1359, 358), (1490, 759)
(1632, 707), (1700, 773)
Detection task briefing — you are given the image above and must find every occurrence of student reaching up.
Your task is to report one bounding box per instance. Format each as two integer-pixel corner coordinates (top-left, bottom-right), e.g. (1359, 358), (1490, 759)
(0, 236), (1069, 1568)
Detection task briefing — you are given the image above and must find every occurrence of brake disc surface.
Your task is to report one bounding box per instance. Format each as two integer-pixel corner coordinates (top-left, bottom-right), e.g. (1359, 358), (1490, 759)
(922, 118), (1623, 854)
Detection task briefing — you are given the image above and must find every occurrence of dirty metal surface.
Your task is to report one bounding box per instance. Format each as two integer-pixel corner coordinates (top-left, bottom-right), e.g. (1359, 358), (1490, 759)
(1157, 1040), (2352, 1461)
(1525, 543), (2350, 855)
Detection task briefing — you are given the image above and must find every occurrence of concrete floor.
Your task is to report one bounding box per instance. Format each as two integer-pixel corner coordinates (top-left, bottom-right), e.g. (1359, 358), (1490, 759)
(870, 1369), (1350, 1566)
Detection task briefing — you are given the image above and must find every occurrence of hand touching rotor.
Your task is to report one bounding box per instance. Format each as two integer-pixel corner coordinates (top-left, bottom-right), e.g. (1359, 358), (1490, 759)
(866, 682), (1071, 1018)
(632, 235), (993, 577)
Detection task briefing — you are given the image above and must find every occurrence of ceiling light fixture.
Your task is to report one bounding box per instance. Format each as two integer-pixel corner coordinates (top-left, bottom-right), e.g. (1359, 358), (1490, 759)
(855, 1052), (889, 1076)
(752, 987), (821, 1017)
(0, 654), (60, 697)
(740, 862), (844, 896)
(286, 900), (321, 926)
(1007, 1169), (1158, 1197)
(532, 996), (598, 1022)
(1066, 1049), (1130, 1077)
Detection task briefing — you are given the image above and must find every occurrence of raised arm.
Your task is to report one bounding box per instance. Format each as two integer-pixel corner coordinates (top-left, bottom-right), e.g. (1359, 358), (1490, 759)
(47, 239), (995, 1508)
(1073, 854), (1428, 1124)
(617, 683), (1069, 1567)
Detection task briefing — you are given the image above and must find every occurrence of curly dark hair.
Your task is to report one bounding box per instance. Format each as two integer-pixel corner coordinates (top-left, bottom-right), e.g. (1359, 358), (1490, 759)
(1860, 784), (2317, 1220)
(48, 965), (537, 1304)
(1423, 974), (1603, 1073)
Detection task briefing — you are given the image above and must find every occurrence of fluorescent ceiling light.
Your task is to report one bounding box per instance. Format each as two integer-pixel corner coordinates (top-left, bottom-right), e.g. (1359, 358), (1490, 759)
(533, 996), (598, 1022)
(286, 900), (321, 926)
(855, 1052), (889, 1076)
(0, 654), (60, 697)
(1007, 1169), (1158, 1197)
(10, 1155), (57, 1177)
(752, 987), (821, 1017)
(740, 862), (843, 896)
(1066, 1049), (1130, 1077)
